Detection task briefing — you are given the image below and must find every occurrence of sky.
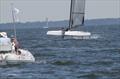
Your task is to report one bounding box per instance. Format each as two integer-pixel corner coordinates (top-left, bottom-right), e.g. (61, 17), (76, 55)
(0, 0), (120, 23)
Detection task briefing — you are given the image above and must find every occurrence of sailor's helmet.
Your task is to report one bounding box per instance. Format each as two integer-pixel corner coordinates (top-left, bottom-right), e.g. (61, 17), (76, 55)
(0, 32), (7, 38)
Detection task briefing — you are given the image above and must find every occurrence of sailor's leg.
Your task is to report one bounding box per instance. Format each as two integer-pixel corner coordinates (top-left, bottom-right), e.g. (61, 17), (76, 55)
(62, 30), (65, 39)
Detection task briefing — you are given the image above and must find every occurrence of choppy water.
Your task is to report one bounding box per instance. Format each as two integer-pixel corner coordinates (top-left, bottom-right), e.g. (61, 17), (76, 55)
(0, 25), (120, 79)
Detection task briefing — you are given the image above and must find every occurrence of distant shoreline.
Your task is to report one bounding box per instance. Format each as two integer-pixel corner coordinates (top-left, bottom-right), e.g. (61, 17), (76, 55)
(0, 18), (119, 24)
(0, 18), (120, 29)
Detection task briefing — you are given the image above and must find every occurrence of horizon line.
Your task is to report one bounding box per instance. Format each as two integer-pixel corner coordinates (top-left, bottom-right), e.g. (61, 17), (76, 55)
(0, 18), (120, 24)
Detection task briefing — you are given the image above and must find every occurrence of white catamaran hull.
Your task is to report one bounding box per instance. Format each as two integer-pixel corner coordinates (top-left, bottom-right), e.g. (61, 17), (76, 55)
(0, 49), (35, 65)
(47, 30), (91, 37)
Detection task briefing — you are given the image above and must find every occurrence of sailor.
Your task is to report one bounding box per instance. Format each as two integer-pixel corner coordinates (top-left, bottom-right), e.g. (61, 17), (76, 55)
(11, 36), (20, 53)
(0, 32), (7, 38)
(0, 34), (3, 37)
(61, 27), (69, 38)
(61, 28), (65, 38)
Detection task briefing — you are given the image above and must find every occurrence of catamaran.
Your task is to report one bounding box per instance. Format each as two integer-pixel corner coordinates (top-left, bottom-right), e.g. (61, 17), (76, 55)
(47, 0), (91, 39)
(0, 4), (35, 65)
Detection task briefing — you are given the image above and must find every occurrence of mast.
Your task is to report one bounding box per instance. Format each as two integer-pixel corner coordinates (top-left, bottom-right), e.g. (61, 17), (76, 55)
(82, 0), (86, 26)
(68, 0), (73, 29)
(46, 17), (48, 27)
(11, 3), (17, 39)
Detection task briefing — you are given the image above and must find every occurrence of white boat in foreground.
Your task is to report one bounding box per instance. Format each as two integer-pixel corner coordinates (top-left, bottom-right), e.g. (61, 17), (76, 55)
(47, 0), (91, 38)
(0, 32), (35, 65)
(0, 4), (35, 65)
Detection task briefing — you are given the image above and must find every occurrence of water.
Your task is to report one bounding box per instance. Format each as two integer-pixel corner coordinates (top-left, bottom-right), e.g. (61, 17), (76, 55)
(0, 25), (120, 79)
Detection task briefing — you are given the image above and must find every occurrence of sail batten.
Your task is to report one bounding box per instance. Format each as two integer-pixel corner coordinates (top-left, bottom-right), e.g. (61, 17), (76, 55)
(71, 12), (84, 14)
(69, 0), (85, 29)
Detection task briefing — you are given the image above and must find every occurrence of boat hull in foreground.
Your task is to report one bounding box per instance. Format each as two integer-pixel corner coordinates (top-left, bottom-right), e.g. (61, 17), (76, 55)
(0, 49), (35, 65)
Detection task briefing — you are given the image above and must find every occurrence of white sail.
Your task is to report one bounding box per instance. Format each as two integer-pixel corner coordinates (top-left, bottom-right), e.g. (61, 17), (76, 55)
(14, 8), (20, 14)
(69, 0), (85, 29)
(11, 4), (20, 38)
(13, 8), (20, 22)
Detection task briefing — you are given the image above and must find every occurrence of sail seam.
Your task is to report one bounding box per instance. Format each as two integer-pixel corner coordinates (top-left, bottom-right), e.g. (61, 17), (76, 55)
(72, 12), (84, 14)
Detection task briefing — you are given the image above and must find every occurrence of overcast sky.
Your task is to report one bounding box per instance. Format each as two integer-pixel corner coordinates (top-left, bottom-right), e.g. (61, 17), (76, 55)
(0, 0), (120, 23)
